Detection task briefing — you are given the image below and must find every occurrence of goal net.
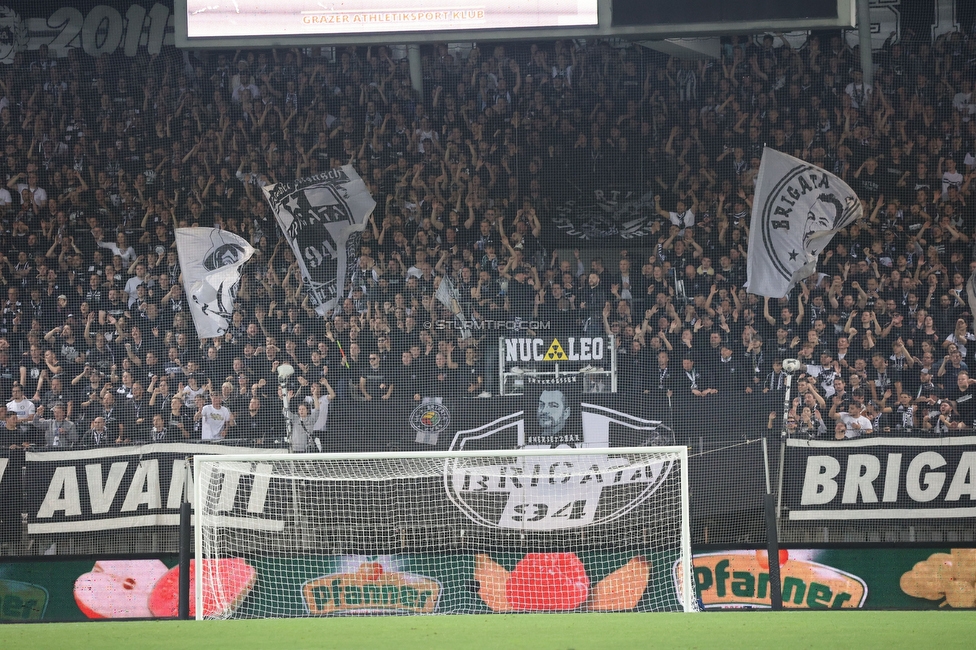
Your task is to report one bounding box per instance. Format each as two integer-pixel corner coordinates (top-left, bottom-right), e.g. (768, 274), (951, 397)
(193, 447), (697, 619)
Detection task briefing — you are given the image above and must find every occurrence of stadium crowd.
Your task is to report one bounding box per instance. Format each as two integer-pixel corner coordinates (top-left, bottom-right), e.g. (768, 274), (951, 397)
(0, 27), (975, 467)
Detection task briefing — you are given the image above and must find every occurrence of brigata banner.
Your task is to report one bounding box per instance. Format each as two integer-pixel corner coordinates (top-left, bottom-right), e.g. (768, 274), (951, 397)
(23, 443), (288, 534)
(782, 437), (976, 521)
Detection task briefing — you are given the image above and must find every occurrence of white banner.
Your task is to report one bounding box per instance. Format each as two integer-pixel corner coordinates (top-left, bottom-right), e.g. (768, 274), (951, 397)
(746, 147), (863, 298)
(262, 167), (376, 316)
(175, 228), (254, 339)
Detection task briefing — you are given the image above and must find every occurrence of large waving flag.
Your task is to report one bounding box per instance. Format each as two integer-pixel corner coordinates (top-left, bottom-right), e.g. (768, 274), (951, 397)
(746, 147), (863, 298)
(435, 275), (471, 340)
(262, 166), (376, 316)
(175, 228), (255, 338)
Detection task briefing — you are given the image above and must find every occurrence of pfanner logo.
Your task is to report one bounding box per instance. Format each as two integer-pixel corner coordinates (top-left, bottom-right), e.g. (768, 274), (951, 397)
(673, 551), (867, 610)
(302, 562), (441, 615)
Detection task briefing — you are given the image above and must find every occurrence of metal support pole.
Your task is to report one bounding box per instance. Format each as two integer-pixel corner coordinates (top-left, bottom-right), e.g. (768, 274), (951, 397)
(178, 460), (191, 620)
(498, 337), (505, 396)
(610, 335), (617, 393)
(761, 369), (793, 611)
(857, 0), (874, 85)
(407, 44), (423, 97)
(777, 371), (793, 518)
(762, 437), (784, 610)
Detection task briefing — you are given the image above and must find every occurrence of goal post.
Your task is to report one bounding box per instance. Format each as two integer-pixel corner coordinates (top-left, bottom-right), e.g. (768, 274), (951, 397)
(193, 446), (697, 619)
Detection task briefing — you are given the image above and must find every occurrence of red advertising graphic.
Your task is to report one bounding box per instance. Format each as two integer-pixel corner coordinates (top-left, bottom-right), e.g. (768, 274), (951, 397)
(149, 559), (257, 618)
(475, 552), (649, 612)
(74, 560), (169, 618)
(72, 558), (255, 619)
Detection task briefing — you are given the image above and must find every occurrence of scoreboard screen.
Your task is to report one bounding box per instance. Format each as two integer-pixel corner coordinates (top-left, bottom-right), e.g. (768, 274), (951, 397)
(183, 0), (598, 39)
(176, 0), (853, 48)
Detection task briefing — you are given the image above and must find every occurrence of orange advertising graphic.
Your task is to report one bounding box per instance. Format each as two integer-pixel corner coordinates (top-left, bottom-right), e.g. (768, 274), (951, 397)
(900, 549), (976, 608)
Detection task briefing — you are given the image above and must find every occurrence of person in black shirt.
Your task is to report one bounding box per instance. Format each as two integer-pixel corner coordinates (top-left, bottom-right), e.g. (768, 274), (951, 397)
(424, 351), (457, 398)
(459, 346), (484, 396)
(240, 397), (273, 445)
(146, 412), (178, 443)
(393, 351), (423, 402)
(947, 371), (976, 429)
(359, 352), (394, 401)
(579, 272), (608, 335)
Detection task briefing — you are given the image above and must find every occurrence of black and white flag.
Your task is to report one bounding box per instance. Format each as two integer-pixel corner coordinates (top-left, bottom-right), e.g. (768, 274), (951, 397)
(746, 147), (863, 298)
(435, 275), (471, 339)
(175, 228), (254, 338)
(262, 167), (376, 315)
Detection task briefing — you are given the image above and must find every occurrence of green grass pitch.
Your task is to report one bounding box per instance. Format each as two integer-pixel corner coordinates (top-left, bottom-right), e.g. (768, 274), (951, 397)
(4, 611), (975, 649)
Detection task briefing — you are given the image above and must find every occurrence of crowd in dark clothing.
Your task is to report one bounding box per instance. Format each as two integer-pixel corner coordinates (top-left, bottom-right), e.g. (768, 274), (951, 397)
(0, 27), (975, 463)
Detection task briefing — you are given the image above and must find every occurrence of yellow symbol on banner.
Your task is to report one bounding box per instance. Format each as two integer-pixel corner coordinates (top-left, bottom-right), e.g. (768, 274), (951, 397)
(544, 339), (568, 361)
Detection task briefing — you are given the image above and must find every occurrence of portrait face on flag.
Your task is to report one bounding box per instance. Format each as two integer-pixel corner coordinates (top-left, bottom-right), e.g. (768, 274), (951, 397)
(746, 147), (863, 298)
(527, 383), (582, 448)
(175, 228), (255, 339)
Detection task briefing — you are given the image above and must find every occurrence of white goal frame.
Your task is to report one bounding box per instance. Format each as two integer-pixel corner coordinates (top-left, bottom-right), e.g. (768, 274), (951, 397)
(193, 446), (696, 617)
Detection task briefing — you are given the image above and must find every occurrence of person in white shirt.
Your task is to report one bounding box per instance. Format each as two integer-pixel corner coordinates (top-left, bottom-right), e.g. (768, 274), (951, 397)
(6, 384), (35, 423)
(836, 403), (873, 439)
(7, 171), (48, 208)
(952, 79), (974, 122)
(95, 231), (137, 264)
(844, 70), (872, 109)
(309, 379), (336, 436)
(0, 187), (10, 208)
(655, 195), (697, 231)
(940, 157), (964, 197)
(124, 262), (151, 307)
(196, 393), (234, 441)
